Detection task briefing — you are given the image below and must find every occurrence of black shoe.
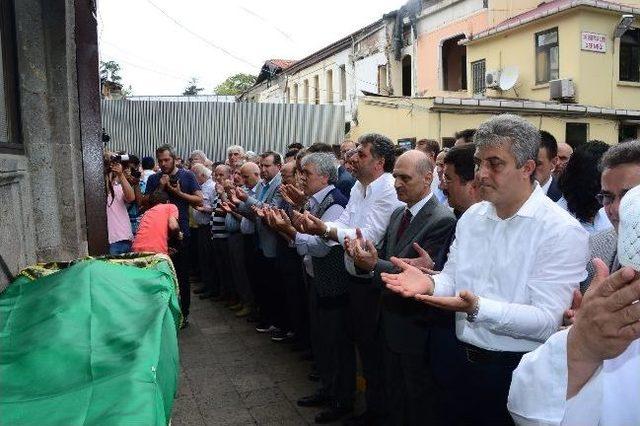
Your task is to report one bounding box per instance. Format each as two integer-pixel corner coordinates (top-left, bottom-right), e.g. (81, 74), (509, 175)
(198, 292), (213, 300)
(307, 372), (320, 382)
(297, 392), (330, 407)
(255, 323), (275, 333)
(271, 330), (295, 342)
(314, 404), (353, 424)
(343, 411), (379, 426)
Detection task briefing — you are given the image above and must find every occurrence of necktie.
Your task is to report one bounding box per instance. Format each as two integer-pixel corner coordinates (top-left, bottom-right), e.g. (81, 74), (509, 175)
(258, 183), (270, 202)
(396, 209), (413, 241)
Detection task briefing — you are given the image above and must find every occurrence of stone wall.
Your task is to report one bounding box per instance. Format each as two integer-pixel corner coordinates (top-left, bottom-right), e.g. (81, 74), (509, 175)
(0, 0), (94, 289)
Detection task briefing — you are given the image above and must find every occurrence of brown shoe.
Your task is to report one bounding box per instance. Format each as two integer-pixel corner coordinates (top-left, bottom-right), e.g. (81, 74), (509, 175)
(235, 306), (252, 318)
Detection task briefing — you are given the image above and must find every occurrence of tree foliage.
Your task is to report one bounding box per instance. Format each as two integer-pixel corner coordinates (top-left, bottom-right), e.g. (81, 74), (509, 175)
(100, 60), (122, 83)
(183, 77), (204, 96)
(214, 73), (257, 95)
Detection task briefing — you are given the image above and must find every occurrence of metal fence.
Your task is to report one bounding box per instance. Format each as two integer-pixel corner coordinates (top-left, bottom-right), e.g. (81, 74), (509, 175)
(101, 100), (346, 161)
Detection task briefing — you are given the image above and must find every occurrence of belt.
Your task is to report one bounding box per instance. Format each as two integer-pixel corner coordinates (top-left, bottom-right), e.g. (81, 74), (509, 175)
(463, 344), (526, 366)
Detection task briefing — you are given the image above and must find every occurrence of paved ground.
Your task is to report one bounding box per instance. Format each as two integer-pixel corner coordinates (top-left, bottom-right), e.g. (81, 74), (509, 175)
(171, 294), (333, 425)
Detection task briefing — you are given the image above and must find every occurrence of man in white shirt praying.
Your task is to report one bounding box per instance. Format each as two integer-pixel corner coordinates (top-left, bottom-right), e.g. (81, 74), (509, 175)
(293, 133), (404, 424)
(381, 114), (590, 425)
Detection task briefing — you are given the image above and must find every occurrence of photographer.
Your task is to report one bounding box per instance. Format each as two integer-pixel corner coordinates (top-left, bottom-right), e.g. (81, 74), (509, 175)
(104, 152), (136, 255)
(136, 144), (203, 326)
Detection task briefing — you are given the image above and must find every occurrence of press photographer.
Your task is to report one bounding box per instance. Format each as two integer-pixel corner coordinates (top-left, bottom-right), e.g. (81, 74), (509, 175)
(104, 152), (136, 255)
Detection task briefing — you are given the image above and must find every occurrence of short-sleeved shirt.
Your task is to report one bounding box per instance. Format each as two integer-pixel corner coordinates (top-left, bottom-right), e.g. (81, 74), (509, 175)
(145, 168), (201, 238)
(132, 203), (179, 255)
(106, 183), (134, 244)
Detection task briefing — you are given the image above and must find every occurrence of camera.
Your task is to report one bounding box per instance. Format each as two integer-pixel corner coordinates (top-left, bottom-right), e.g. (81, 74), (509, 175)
(110, 153), (130, 163)
(130, 169), (141, 179)
(169, 174), (179, 186)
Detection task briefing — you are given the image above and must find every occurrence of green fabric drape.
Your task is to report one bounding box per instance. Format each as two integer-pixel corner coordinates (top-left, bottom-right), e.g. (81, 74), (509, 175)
(0, 253), (181, 425)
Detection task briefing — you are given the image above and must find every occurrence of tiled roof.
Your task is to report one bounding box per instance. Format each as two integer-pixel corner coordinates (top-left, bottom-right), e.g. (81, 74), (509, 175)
(266, 59), (297, 70)
(464, 0), (640, 43)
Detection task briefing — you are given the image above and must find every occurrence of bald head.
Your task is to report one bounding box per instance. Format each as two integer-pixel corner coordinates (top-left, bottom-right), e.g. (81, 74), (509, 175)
(555, 142), (573, 177)
(240, 161), (260, 187)
(393, 149), (434, 206)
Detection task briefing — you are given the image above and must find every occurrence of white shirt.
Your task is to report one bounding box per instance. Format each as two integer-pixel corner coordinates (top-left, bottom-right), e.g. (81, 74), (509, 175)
(324, 173), (405, 277)
(295, 185), (345, 277)
(540, 175), (553, 195)
(407, 192), (433, 221)
(433, 184), (589, 352)
(508, 328), (640, 426)
(431, 172), (447, 204)
(556, 198), (613, 235)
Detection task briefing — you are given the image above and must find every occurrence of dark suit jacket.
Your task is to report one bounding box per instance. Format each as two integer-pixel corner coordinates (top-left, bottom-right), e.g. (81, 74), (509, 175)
(336, 166), (356, 199)
(373, 196), (456, 355)
(546, 176), (562, 202)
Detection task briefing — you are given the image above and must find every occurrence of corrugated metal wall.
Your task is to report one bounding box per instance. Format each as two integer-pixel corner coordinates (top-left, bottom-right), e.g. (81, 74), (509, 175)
(101, 100), (345, 160)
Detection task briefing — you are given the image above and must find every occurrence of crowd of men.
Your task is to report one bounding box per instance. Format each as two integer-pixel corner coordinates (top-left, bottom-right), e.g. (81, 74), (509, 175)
(105, 113), (640, 425)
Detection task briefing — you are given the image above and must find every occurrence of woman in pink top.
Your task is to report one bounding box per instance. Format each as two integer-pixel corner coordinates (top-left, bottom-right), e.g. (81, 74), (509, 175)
(105, 155), (136, 255)
(133, 190), (181, 255)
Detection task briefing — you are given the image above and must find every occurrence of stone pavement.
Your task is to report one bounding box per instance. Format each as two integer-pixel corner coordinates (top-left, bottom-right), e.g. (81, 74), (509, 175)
(171, 294), (338, 425)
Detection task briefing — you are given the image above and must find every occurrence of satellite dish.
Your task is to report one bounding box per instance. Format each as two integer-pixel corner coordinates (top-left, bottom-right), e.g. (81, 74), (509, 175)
(499, 66), (519, 91)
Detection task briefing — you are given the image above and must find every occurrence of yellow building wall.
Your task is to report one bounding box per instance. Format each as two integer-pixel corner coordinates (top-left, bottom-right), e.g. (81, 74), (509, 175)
(351, 97), (621, 145)
(466, 8), (640, 110)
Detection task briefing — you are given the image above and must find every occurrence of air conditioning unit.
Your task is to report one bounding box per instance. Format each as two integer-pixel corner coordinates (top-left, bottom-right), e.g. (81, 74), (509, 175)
(485, 70), (501, 89)
(549, 78), (575, 101)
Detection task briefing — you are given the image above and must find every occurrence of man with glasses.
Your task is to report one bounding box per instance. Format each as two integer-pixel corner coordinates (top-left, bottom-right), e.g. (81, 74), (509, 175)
(381, 114), (589, 425)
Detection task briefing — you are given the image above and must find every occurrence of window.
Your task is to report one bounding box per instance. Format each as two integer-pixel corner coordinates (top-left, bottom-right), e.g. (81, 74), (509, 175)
(565, 123), (588, 147)
(303, 79), (309, 104)
(619, 124), (639, 142)
(442, 35), (467, 91)
(378, 64), (388, 95)
(0, 0), (21, 152)
(339, 65), (347, 101)
(292, 84), (298, 103)
(326, 69), (333, 104)
(285, 87), (290, 104)
(536, 28), (559, 84)
(402, 56), (412, 96)
(313, 75), (319, 104)
(620, 28), (640, 82)
(471, 59), (486, 94)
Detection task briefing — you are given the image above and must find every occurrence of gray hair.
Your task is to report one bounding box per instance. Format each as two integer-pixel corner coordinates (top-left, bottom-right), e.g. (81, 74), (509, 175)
(227, 145), (245, 156)
(191, 163), (212, 178)
(600, 139), (640, 171)
(301, 152), (339, 184)
(190, 149), (208, 162)
(474, 114), (540, 168)
(415, 155), (434, 175)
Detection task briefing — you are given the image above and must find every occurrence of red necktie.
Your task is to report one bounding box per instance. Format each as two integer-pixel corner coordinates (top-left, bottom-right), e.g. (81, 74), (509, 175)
(396, 209), (412, 241)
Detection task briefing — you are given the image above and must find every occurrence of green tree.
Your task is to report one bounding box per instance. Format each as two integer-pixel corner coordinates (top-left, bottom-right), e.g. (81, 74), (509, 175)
(183, 77), (204, 96)
(214, 73), (257, 95)
(100, 60), (122, 83)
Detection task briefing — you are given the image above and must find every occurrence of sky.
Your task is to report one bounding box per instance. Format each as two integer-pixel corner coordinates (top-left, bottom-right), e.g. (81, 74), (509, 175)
(98, 0), (406, 96)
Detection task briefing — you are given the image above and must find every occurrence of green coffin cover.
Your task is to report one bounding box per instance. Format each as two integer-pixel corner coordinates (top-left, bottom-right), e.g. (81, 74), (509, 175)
(0, 253), (182, 425)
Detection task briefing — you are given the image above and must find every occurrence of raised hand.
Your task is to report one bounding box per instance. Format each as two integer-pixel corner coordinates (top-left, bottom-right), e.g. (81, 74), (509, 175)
(562, 289), (583, 327)
(290, 210), (307, 232)
(280, 184), (306, 208)
(567, 259), (640, 398)
(398, 242), (435, 270)
(235, 187), (248, 202)
(301, 211), (326, 236)
(382, 257), (435, 298)
(414, 290), (478, 313)
(353, 238), (378, 272)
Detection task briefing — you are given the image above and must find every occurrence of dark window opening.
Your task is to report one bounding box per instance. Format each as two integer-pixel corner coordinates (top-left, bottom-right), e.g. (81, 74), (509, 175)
(619, 124), (639, 142)
(402, 55), (412, 96)
(0, 0), (22, 153)
(620, 28), (640, 82)
(472, 59), (486, 94)
(565, 123), (588, 148)
(442, 35), (467, 91)
(536, 28), (559, 84)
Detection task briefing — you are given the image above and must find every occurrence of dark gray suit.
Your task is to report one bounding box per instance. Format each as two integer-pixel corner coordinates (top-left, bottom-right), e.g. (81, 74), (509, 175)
(373, 196), (456, 426)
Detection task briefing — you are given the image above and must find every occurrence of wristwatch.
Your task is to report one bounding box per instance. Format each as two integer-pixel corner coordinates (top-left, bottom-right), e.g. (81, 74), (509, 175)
(321, 225), (332, 240)
(466, 297), (480, 322)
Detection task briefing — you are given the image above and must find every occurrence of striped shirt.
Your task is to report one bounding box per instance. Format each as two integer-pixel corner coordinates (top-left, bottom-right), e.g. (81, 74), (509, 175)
(210, 193), (228, 239)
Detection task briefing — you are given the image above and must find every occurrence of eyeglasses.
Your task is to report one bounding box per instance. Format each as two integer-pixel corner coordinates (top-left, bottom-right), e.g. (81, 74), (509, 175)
(596, 189), (630, 206)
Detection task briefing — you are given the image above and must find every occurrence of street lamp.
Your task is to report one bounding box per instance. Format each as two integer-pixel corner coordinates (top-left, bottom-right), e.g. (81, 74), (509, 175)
(614, 14), (635, 38)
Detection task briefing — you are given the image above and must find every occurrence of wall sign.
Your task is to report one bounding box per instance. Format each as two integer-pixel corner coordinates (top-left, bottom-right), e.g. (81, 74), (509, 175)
(581, 32), (607, 53)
